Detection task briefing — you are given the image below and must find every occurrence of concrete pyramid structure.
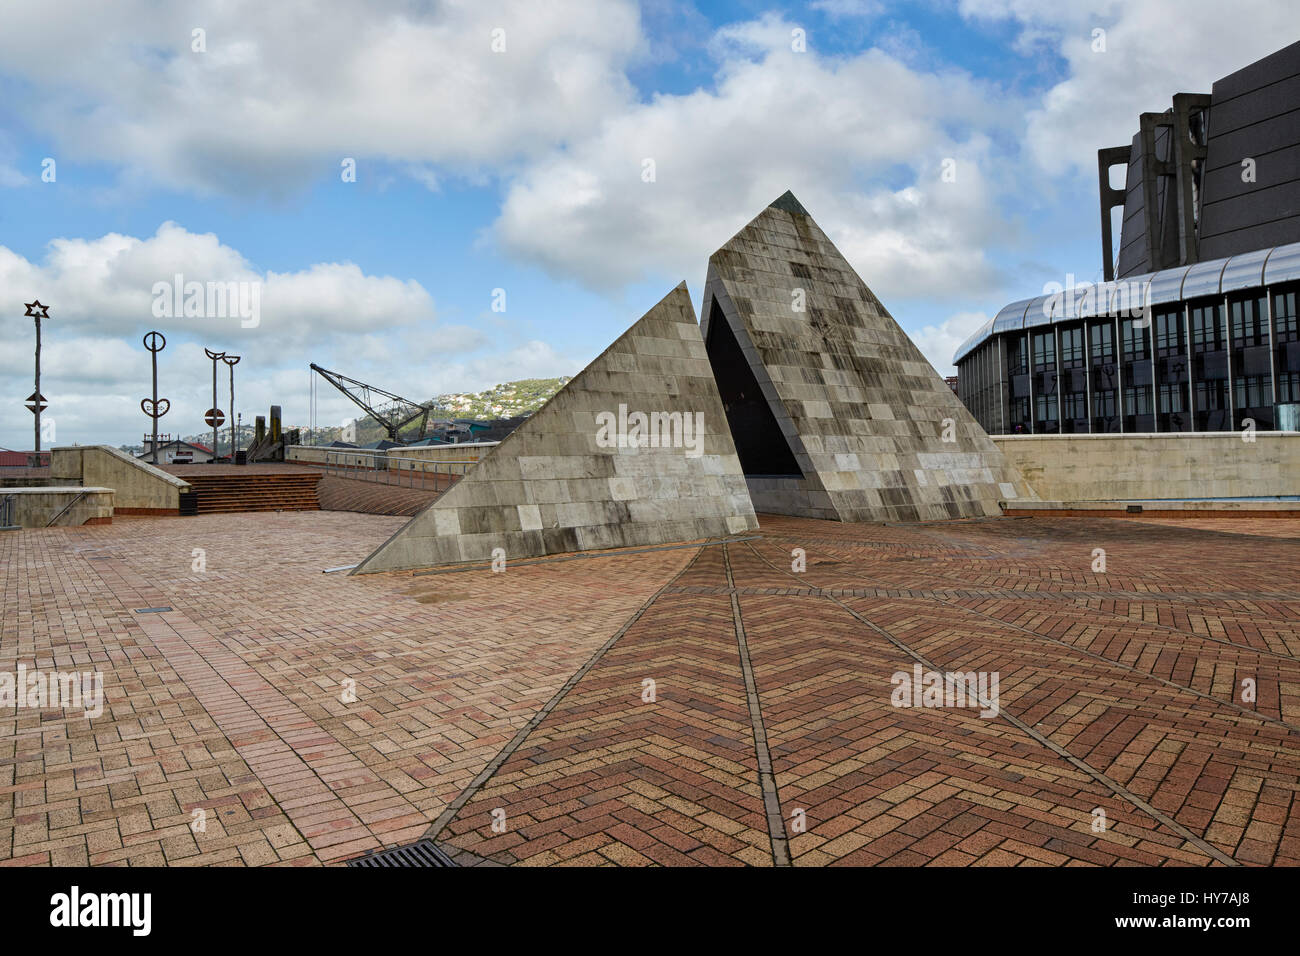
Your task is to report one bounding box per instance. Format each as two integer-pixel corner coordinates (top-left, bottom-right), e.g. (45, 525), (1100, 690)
(354, 283), (758, 574)
(700, 191), (1034, 522)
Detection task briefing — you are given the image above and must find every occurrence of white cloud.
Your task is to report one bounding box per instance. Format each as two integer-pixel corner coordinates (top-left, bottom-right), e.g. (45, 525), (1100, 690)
(708, 11), (807, 58)
(0, 223), (436, 349)
(959, 0), (1298, 176)
(0, 224), (509, 449)
(908, 310), (990, 376)
(810, 0), (885, 19)
(0, 0), (643, 194)
(1, 6), (1028, 305)
(0, 132), (27, 186)
(494, 16), (1021, 301)
(7, 1), (1289, 450)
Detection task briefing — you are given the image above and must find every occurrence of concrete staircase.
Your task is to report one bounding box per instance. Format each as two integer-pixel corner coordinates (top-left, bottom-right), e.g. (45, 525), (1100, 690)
(183, 472), (322, 514)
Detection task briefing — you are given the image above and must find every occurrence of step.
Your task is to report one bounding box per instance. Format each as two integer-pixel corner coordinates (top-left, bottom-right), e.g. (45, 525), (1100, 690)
(185, 472), (323, 514)
(194, 503), (319, 514)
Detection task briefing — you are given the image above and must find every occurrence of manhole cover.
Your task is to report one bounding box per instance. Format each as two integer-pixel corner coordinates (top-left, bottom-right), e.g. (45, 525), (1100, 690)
(346, 839), (457, 868)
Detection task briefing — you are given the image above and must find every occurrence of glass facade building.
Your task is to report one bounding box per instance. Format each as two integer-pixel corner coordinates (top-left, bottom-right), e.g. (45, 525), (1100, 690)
(954, 242), (1300, 435)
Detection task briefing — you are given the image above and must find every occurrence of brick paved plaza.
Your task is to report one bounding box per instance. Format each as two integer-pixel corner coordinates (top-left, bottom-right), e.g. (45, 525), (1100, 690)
(2, 511), (1298, 866)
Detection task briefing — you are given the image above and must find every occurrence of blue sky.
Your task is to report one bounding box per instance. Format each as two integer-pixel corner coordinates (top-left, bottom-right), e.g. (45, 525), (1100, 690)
(0, 0), (1291, 448)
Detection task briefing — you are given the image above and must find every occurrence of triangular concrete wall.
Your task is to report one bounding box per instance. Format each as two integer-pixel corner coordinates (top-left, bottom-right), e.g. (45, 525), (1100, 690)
(353, 283), (758, 574)
(701, 191), (1035, 522)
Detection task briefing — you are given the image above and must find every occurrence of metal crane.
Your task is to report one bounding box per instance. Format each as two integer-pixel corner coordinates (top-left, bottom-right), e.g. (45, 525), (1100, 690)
(309, 363), (436, 443)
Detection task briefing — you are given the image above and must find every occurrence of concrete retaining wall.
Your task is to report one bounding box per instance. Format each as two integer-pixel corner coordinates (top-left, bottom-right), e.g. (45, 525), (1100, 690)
(50, 445), (189, 514)
(1, 476), (53, 488)
(3, 486), (114, 527)
(288, 443), (497, 475)
(993, 432), (1300, 501)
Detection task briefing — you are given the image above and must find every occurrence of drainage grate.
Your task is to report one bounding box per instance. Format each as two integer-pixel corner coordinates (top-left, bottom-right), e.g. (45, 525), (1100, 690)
(346, 839), (457, 868)
(134, 607), (173, 614)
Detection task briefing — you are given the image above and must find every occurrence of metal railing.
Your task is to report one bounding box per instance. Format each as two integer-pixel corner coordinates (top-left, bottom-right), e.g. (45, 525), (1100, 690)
(309, 450), (479, 490)
(1, 495), (15, 529)
(46, 489), (89, 527)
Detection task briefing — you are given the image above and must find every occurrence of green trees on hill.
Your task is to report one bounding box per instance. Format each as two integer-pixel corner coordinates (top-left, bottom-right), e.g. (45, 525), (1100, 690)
(117, 376), (572, 453)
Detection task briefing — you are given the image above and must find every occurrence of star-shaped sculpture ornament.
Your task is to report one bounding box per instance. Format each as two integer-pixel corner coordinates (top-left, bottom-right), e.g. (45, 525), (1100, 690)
(24, 300), (50, 319)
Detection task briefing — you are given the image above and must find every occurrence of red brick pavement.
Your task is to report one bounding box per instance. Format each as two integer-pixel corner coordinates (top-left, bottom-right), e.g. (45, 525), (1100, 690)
(434, 514), (1300, 867)
(437, 551), (773, 867)
(4, 509), (1300, 866)
(1, 512), (694, 865)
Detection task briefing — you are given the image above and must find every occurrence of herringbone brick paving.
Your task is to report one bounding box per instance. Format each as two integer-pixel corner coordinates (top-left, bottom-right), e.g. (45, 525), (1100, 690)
(3, 509), (1299, 865)
(433, 514), (1300, 866)
(2, 512), (693, 865)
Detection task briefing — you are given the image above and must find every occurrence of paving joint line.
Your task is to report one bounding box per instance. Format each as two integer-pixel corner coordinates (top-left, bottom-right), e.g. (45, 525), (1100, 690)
(926, 595), (1300, 738)
(421, 541), (714, 849)
(825, 593), (1239, 867)
(818, 541), (1300, 733)
(722, 542), (791, 867)
(871, 547), (1300, 663)
(759, 535), (1300, 662)
(1060, 595), (1300, 664)
(741, 538), (1240, 867)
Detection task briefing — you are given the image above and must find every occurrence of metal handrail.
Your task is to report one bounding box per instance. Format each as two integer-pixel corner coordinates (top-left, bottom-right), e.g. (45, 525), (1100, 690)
(0, 494), (15, 529)
(46, 489), (90, 527)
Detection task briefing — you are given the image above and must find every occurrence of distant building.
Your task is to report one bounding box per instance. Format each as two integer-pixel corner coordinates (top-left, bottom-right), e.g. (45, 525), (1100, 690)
(0, 449), (48, 468)
(137, 438), (212, 464)
(471, 415), (531, 443)
(955, 41), (1300, 435)
(425, 420), (477, 443)
(413, 418), (521, 443)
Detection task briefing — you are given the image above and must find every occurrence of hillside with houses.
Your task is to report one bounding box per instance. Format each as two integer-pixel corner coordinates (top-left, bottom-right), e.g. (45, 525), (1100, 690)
(116, 377), (571, 454)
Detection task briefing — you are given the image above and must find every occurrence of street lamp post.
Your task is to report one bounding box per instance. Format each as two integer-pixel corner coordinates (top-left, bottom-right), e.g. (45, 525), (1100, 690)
(222, 354), (241, 464)
(24, 301), (50, 452)
(205, 348), (225, 462)
(141, 331), (170, 464)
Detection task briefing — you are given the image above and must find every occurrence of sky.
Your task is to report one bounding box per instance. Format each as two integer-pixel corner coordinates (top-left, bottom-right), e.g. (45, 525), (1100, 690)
(0, 0), (1293, 450)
